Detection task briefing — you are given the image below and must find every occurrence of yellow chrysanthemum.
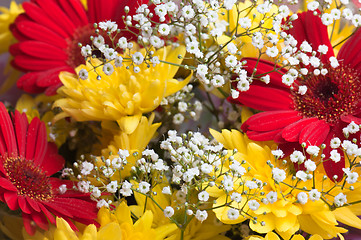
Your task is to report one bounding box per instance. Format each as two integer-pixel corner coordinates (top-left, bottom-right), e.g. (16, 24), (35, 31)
(209, 129), (361, 240)
(92, 113), (161, 181)
(54, 45), (191, 134)
(247, 232), (323, 240)
(217, 0), (278, 59)
(129, 184), (231, 240)
(22, 201), (177, 240)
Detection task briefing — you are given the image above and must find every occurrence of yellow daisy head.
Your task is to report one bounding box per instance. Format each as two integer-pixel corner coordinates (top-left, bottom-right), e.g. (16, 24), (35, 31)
(92, 113), (161, 181)
(21, 201), (176, 240)
(208, 129), (359, 239)
(54, 45), (191, 134)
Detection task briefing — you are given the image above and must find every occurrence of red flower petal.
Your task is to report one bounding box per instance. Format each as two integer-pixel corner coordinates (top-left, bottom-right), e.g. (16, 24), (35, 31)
(0, 103), (17, 155)
(341, 115), (361, 125)
(242, 58), (289, 90)
(14, 41), (67, 61)
(4, 192), (19, 210)
(231, 85), (292, 111)
(18, 196), (33, 214)
(242, 110), (301, 132)
(13, 111), (28, 157)
(25, 117), (40, 161)
(22, 2), (70, 38)
(337, 28), (361, 72)
(26, 197), (41, 212)
(30, 210), (49, 231)
(0, 178), (17, 191)
(282, 117), (319, 142)
(22, 213), (36, 236)
(41, 143), (64, 176)
(38, 204), (56, 224)
(299, 120), (330, 146)
(246, 129), (282, 142)
(34, 0), (78, 37)
(286, 11), (334, 63)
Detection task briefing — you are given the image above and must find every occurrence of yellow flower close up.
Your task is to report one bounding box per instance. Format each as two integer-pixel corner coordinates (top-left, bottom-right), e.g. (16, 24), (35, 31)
(209, 129), (361, 240)
(22, 201), (177, 240)
(54, 45), (191, 134)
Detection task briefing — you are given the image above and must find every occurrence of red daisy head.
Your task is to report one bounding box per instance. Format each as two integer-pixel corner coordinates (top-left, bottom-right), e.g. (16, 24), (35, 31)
(9, 0), (148, 95)
(0, 102), (98, 235)
(230, 11), (361, 180)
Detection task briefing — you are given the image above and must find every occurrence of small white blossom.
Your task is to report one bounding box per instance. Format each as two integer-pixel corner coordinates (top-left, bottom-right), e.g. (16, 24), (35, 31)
(227, 208), (240, 220)
(297, 192), (308, 204)
(266, 191), (278, 204)
(334, 193), (347, 207)
(195, 210), (208, 222)
(306, 146), (320, 156)
(248, 200), (260, 211)
(198, 191), (209, 202)
(309, 189), (321, 201)
(162, 186), (172, 195)
(138, 181), (151, 194)
(296, 171), (308, 182)
(230, 192), (242, 203)
(330, 137), (341, 148)
(330, 149), (341, 163)
(164, 206), (175, 218)
(106, 181), (118, 193)
(290, 150), (305, 163)
(58, 184), (67, 194)
(304, 159), (316, 172)
(272, 168), (286, 182)
(103, 63), (114, 76)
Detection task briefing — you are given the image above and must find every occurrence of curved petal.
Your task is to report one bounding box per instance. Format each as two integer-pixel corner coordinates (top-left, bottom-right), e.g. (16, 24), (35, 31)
(246, 129), (282, 142)
(13, 111), (28, 157)
(230, 85), (292, 111)
(0, 103), (17, 155)
(299, 119), (330, 146)
(242, 110), (301, 132)
(282, 117), (319, 142)
(40, 142), (64, 176)
(4, 191), (19, 210)
(22, 213), (36, 236)
(287, 11), (334, 63)
(337, 27), (361, 72)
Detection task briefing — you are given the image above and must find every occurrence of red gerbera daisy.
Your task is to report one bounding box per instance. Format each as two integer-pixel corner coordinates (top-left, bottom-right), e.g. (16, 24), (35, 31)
(231, 11), (361, 179)
(0, 102), (98, 235)
(9, 0), (147, 95)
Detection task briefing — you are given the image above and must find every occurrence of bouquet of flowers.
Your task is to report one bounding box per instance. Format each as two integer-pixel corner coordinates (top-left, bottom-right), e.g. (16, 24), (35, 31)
(1, 0), (361, 239)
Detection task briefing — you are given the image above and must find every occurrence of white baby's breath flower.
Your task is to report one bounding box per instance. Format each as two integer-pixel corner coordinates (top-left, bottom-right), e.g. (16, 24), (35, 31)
(248, 200), (260, 211)
(309, 189), (321, 201)
(334, 193), (347, 207)
(227, 208), (239, 220)
(297, 192), (308, 204)
(164, 206), (175, 218)
(195, 210), (208, 222)
(198, 191), (209, 202)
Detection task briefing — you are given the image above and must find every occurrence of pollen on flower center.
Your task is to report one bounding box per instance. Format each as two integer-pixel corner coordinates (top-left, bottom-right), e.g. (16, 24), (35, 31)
(292, 64), (361, 124)
(3, 155), (53, 201)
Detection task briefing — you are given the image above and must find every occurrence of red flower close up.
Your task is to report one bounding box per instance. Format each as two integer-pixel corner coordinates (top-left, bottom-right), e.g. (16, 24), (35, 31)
(231, 11), (361, 180)
(0, 102), (98, 235)
(10, 0), (147, 95)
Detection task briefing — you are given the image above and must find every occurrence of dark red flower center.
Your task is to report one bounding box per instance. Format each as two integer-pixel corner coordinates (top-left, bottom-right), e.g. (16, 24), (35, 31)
(292, 64), (361, 125)
(3, 156), (53, 201)
(65, 24), (95, 69)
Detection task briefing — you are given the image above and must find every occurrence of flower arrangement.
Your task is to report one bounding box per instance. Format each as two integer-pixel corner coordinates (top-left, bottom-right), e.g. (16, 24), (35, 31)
(0, 0), (361, 239)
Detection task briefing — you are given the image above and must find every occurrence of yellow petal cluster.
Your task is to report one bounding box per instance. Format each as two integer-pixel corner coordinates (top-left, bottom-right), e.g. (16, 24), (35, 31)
(217, 0), (278, 59)
(209, 129), (361, 240)
(15, 94), (70, 147)
(22, 201), (177, 240)
(129, 184), (231, 240)
(93, 114), (161, 181)
(54, 45), (191, 134)
(248, 232), (323, 240)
